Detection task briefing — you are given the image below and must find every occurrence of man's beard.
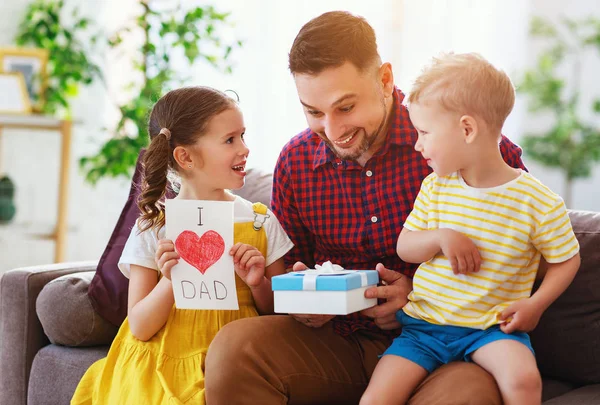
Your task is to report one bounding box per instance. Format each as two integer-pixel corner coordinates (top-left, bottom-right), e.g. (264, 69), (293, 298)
(325, 99), (388, 162)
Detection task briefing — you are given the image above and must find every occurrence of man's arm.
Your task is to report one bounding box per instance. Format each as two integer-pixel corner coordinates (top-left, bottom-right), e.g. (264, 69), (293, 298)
(271, 150), (316, 270)
(499, 135), (527, 171)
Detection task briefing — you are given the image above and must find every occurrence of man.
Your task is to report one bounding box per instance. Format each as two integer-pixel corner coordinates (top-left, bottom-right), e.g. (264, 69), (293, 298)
(205, 11), (526, 404)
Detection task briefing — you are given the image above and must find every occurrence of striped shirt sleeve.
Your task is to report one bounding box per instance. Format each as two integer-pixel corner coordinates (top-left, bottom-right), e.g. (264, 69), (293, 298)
(403, 174), (435, 231)
(532, 198), (580, 263)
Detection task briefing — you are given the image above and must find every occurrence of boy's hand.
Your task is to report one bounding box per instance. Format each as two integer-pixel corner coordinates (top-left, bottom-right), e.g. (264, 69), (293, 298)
(155, 239), (179, 280)
(230, 243), (266, 288)
(439, 229), (481, 274)
(362, 263), (413, 330)
(498, 298), (543, 333)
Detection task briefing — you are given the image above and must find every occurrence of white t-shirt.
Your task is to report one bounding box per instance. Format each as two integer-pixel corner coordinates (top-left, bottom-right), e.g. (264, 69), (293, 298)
(118, 196), (293, 278)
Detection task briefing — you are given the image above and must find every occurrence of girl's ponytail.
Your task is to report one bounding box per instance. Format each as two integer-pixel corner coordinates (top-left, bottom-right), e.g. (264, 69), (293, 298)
(137, 127), (171, 232)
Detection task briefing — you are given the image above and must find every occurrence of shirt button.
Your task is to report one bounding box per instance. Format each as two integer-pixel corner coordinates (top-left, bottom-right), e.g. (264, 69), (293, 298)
(371, 216), (378, 223)
(366, 170), (373, 177)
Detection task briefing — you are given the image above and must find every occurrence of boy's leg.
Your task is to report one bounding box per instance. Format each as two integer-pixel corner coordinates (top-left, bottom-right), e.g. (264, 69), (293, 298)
(360, 355), (429, 405)
(470, 339), (542, 405)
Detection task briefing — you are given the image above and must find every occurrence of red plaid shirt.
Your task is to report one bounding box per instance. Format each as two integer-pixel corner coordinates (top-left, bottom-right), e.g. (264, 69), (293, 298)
(271, 87), (527, 337)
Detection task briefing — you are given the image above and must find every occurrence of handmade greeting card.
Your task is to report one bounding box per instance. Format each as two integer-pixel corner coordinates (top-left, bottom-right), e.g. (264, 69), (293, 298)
(165, 199), (238, 310)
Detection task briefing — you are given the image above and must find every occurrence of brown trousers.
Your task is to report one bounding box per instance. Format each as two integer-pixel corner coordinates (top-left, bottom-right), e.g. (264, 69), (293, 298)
(205, 315), (502, 405)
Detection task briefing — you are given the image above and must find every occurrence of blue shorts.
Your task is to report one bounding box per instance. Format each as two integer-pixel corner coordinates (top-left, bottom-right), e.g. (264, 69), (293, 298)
(383, 311), (534, 373)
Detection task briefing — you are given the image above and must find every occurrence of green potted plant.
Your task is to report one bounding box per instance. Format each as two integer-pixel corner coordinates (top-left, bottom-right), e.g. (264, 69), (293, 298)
(518, 16), (600, 207)
(79, 1), (242, 184)
(14, 0), (102, 117)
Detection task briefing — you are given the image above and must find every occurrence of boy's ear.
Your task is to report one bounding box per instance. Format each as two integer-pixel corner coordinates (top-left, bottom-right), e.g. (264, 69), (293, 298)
(460, 115), (478, 144)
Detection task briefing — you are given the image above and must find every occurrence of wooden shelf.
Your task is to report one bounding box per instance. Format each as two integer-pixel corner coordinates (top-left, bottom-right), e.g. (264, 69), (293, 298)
(0, 114), (72, 263)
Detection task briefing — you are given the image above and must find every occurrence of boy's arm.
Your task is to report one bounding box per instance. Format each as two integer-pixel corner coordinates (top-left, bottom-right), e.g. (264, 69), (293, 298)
(530, 253), (581, 312)
(397, 227), (481, 274)
(396, 227), (443, 263)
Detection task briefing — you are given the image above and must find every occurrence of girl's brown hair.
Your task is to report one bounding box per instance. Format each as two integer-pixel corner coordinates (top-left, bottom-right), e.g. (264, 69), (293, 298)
(137, 86), (237, 232)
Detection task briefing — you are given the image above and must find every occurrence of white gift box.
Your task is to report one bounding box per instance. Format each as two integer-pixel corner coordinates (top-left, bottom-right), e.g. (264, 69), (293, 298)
(271, 264), (379, 315)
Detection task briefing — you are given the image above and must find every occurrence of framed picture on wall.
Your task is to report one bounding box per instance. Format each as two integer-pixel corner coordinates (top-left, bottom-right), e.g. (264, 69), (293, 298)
(0, 47), (48, 113)
(0, 72), (32, 114)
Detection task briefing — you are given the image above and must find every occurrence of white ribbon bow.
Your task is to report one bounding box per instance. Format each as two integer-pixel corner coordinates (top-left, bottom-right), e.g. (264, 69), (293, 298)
(298, 261), (367, 290)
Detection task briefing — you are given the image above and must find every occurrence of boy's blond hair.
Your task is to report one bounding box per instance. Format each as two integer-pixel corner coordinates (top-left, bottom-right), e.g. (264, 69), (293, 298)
(408, 52), (515, 132)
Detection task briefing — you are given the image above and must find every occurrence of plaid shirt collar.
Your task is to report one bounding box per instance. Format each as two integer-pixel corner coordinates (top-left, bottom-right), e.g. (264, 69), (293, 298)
(312, 87), (416, 170)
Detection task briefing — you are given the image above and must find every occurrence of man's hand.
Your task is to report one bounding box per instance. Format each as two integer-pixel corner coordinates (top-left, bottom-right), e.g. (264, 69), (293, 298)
(288, 261), (335, 328)
(439, 229), (481, 274)
(361, 263), (413, 330)
(498, 298), (544, 334)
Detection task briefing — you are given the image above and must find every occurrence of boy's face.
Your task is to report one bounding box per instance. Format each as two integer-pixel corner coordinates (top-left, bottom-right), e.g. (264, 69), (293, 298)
(409, 101), (467, 176)
(293, 61), (393, 164)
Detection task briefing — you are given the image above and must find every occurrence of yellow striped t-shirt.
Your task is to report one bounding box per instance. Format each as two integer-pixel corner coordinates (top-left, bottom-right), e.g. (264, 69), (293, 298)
(402, 171), (580, 330)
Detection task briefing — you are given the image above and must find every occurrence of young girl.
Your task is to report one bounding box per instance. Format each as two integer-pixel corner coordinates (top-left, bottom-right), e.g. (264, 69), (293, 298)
(71, 86), (293, 404)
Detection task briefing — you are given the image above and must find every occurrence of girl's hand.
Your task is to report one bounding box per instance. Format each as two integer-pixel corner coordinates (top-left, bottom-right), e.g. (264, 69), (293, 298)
(155, 239), (180, 281)
(498, 298), (544, 334)
(230, 243), (266, 288)
(439, 229), (481, 274)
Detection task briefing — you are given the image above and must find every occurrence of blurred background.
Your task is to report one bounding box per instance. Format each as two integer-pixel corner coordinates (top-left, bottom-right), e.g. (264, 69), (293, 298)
(0, 0), (599, 271)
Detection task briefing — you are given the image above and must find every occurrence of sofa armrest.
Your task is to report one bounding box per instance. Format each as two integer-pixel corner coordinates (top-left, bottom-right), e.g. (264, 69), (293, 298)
(0, 261), (97, 405)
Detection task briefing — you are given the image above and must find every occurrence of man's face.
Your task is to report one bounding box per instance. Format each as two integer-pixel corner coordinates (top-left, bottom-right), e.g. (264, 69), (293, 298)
(294, 62), (391, 163)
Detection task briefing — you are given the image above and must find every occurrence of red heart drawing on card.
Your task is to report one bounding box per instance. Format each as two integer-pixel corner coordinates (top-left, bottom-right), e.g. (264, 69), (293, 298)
(175, 230), (225, 275)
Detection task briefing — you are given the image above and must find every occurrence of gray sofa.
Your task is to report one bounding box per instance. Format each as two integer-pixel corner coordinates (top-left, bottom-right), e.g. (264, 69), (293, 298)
(1, 169), (599, 404)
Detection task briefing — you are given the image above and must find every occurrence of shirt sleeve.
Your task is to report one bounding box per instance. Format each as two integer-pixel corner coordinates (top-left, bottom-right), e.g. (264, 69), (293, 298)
(263, 208), (294, 267)
(118, 221), (163, 278)
(403, 174), (434, 231)
(532, 198), (580, 263)
(499, 135), (528, 171)
(271, 150), (316, 269)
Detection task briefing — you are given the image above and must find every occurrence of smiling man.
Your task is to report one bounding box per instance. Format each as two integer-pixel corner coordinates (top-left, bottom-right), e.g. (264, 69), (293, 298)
(205, 11), (526, 404)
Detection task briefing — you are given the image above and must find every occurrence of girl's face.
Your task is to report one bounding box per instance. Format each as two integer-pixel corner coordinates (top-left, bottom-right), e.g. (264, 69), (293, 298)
(188, 106), (249, 193)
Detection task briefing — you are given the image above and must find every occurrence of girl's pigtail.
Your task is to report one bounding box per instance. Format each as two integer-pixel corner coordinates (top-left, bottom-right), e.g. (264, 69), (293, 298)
(137, 128), (172, 232)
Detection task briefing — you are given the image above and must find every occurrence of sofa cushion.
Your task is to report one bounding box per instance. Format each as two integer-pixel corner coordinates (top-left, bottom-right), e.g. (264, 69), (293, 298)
(541, 384), (600, 405)
(233, 168), (273, 207)
(530, 210), (600, 385)
(28, 344), (108, 405)
(37, 272), (117, 346)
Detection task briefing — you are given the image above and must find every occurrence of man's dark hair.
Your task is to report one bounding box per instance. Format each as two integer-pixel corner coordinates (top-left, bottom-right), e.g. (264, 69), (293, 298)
(288, 11), (381, 75)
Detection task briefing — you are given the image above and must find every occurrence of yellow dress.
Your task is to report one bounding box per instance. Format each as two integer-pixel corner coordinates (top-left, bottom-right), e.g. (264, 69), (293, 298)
(71, 203), (269, 405)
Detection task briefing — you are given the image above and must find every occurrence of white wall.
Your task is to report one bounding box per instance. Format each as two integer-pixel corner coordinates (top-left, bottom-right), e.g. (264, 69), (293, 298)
(0, 0), (598, 271)
(397, 0), (600, 211)
(522, 0), (600, 211)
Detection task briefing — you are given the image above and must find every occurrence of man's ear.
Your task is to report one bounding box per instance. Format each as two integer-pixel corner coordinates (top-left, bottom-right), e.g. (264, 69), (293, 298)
(173, 146), (195, 171)
(460, 115), (478, 144)
(378, 62), (395, 99)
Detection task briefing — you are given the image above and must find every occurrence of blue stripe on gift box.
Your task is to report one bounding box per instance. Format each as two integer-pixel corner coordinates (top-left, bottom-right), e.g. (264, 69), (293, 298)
(271, 270), (379, 291)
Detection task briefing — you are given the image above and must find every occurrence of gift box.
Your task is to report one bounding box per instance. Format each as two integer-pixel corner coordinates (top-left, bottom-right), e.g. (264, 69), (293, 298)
(271, 263), (379, 315)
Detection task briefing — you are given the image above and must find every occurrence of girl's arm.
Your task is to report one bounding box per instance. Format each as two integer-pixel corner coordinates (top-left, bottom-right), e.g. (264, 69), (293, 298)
(249, 257), (286, 315)
(127, 264), (175, 341)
